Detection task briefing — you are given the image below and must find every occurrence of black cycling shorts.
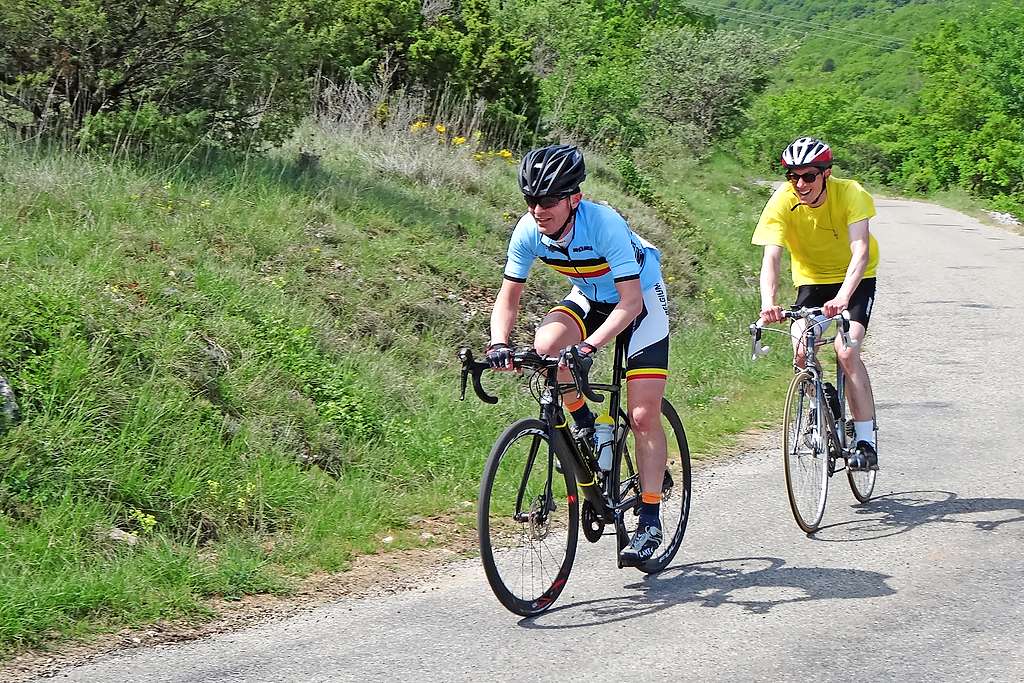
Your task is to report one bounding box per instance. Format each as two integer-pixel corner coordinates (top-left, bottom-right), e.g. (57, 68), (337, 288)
(794, 278), (877, 328)
(549, 281), (670, 381)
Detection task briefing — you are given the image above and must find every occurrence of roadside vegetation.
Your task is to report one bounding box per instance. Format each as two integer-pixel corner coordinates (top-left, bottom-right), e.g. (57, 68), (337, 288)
(4, 0), (1018, 660)
(0, 114), (793, 655)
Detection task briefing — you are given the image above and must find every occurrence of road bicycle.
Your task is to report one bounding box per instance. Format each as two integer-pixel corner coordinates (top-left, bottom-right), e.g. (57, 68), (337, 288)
(459, 339), (691, 616)
(750, 307), (877, 534)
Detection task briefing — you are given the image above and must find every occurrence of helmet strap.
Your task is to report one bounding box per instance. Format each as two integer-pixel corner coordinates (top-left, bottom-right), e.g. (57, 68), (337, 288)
(810, 173), (828, 206)
(548, 198), (578, 242)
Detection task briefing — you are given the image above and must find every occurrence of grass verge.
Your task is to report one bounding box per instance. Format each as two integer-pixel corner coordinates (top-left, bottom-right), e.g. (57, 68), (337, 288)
(0, 131), (792, 657)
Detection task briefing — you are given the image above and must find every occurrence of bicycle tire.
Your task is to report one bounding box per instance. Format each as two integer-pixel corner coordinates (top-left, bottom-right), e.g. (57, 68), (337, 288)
(612, 398), (691, 573)
(783, 372), (830, 533)
(846, 373), (878, 503)
(477, 418), (579, 616)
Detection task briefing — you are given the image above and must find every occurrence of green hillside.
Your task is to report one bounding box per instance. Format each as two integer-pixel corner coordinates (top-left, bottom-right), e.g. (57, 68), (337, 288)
(715, 0), (999, 104)
(705, 0), (1024, 217)
(0, 118), (793, 655)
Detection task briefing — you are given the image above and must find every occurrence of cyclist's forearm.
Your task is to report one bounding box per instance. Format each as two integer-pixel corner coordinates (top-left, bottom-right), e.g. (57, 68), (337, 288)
(489, 310), (516, 345)
(760, 270), (779, 309)
(837, 243), (869, 301)
(586, 306), (639, 349)
(759, 246), (782, 308)
(489, 280), (523, 344)
(587, 280), (643, 349)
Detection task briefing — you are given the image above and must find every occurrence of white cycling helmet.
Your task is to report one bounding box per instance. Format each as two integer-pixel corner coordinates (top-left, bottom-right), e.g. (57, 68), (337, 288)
(781, 137), (833, 169)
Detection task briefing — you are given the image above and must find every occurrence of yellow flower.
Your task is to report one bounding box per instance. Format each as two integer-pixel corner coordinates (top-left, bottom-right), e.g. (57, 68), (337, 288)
(472, 152), (485, 162)
(452, 136), (467, 146)
(410, 121), (428, 133)
(435, 123), (446, 134)
(497, 149), (513, 158)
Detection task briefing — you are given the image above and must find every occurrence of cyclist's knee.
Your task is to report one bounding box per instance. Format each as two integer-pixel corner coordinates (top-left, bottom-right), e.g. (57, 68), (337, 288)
(533, 327), (578, 357)
(628, 402), (661, 434)
(533, 338), (561, 356)
(835, 344), (861, 368)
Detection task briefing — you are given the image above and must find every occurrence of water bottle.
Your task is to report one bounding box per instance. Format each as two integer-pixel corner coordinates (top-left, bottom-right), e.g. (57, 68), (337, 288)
(594, 415), (615, 471)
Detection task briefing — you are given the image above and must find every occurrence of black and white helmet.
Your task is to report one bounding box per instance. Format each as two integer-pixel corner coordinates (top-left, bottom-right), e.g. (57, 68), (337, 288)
(518, 144), (586, 197)
(781, 137), (833, 169)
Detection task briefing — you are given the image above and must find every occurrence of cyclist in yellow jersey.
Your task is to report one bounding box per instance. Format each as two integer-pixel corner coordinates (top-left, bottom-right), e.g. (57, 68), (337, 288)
(752, 137), (879, 470)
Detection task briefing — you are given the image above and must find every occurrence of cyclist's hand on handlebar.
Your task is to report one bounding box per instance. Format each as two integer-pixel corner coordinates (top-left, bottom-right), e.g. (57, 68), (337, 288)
(822, 297), (849, 318)
(559, 342), (596, 374)
(759, 305), (785, 324)
(485, 342), (515, 371)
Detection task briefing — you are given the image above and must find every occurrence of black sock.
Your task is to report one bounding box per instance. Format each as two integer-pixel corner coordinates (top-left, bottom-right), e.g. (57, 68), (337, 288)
(639, 502), (661, 528)
(571, 406), (595, 430)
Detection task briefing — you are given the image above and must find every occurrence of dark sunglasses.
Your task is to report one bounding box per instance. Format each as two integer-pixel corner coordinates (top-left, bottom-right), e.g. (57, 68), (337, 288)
(523, 195), (566, 209)
(785, 170), (823, 183)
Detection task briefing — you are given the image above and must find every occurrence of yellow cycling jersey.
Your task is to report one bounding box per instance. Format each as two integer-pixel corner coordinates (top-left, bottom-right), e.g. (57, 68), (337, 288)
(752, 177), (879, 286)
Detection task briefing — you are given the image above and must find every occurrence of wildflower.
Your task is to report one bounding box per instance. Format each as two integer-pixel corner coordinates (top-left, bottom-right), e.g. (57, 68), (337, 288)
(410, 121), (428, 133)
(435, 123), (446, 134)
(472, 152), (485, 162)
(497, 149), (513, 159)
(452, 136), (467, 146)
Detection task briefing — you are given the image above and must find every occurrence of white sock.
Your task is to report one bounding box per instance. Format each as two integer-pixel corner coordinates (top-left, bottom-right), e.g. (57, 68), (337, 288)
(854, 421), (875, 446)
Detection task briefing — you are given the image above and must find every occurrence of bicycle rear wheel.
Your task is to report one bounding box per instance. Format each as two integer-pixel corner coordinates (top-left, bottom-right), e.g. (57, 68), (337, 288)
(846, 378), (878, 502)
(783, 372), (830, 533)
(613, 398), (691, 573)
(478, 418), (579, 616)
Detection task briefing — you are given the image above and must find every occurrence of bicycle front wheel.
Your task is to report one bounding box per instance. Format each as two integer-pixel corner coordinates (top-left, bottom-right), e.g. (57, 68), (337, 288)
(783, 372), (830, 533)
(614, 398), (692, 574)
(478, 418), (579, 616)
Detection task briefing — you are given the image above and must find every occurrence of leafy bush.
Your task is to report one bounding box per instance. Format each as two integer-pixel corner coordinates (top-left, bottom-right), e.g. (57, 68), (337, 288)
(640, 26), (785, 153)
(0, 0), (312, 150)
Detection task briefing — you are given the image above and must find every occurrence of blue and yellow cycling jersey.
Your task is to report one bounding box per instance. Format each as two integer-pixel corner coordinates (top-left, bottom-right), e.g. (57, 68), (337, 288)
(502, 200), (662, 303)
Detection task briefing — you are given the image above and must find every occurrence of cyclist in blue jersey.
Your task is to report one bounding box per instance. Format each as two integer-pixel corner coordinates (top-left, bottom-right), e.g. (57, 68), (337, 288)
(484, 144), (671, 566)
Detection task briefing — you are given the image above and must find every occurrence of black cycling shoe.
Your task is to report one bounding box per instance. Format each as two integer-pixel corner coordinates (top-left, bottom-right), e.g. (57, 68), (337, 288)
(619, 524), (662, 567)
(848, 441), (878, 471)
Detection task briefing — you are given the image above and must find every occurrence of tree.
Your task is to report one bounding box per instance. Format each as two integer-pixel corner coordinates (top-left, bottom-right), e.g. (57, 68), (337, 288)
(640, 27), (785, 151)
(0, 0), (314, 148)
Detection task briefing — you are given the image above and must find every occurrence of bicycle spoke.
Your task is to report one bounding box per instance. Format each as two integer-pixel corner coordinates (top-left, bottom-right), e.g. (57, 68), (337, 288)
(783, 373), (829, 533)
(479, 419), (578, 616)
(615, 398), (691, 573)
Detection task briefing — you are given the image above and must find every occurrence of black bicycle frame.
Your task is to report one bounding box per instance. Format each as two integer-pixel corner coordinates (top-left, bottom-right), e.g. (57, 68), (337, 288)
(546, 341), (633, 522)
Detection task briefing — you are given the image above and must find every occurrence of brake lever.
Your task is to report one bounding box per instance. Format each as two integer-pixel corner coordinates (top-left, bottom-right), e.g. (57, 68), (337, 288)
(750, 321), (771, 360)
(562, 346), (603, 403)
(839, 311), (859, 350)
(457, 348), (498, 404)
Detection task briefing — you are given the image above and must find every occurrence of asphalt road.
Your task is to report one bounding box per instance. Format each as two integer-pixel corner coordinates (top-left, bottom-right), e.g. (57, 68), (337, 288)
(35, 198), (1024, 682)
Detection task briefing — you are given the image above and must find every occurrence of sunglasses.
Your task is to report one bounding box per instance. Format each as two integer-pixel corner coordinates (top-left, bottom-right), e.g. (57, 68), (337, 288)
(785, 170), (823, 183)
(523, 195), (566, 209)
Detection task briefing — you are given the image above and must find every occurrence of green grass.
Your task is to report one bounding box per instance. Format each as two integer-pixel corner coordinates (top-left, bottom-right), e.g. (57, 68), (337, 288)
(0, 131), (792, 656)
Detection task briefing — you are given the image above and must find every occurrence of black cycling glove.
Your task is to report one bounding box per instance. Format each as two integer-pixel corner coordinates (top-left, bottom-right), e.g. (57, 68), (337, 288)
(485, 342), (514, 369)
(561, 342), (597, 376)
